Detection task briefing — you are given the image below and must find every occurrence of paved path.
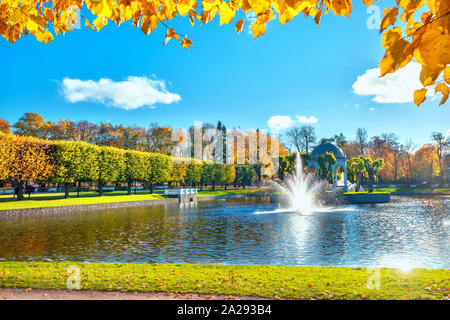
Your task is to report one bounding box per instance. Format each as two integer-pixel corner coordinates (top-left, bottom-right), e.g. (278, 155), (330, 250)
(0, 288), (271, 300)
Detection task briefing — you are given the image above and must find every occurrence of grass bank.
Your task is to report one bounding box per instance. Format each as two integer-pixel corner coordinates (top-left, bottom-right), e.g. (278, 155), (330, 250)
(0, 262), (448, 300)
(0, 188), (261, 211)
(343, 191), (389, 195)
(374, 187), (450, 194)
(0, 191), (167, 211)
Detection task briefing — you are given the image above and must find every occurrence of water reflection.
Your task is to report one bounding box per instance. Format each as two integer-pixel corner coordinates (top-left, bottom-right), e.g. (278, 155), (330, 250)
(0, 196), (448, 268)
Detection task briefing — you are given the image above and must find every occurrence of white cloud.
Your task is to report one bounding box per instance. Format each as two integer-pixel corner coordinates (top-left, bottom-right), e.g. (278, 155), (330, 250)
(268, 114), (319, 130)
(369, 107), (375, 111)
(352, 62), (434, 104)
(296, 115), (318, 124)
(61, 76), (181, 110)
(267, 115), (294, 130)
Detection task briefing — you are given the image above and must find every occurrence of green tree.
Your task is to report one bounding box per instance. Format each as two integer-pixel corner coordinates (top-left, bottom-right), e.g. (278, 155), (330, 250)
(146, 153), (173, 193)
(185, 160), (203, 188)
(211, 163), (226, 190)
(123, 150), (147, 194)
(74, 142), (99, 196)
(54, 141), (82, 198)
(54, 141), (100, 198)
(171, 160), (188, 188)
(234, 165), (256, 189)
(200, 162), (215, 191)
(223, 165), (236, 189)
(97, 147), (126, 196)
(317, 152), (336, 183)
(349, 157), (366, 191)
(350, 156), (385, 192)
(278, 154), (296, 181)
(278, 153), (309, 180)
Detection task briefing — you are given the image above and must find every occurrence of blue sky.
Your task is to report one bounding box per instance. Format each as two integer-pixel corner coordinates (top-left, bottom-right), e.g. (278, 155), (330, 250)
(0, 1), (449, 146)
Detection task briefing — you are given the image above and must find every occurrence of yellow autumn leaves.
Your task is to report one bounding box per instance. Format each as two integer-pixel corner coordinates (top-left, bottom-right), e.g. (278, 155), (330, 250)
(0, 0), (449, 106)
(161, 27), (192, 49)
(378, 1), (450, 106)
(141, 15), (158, 36)
(219, 2), (235, 25)
(9, 1), (82, 42)
(0, 0), (353, 45)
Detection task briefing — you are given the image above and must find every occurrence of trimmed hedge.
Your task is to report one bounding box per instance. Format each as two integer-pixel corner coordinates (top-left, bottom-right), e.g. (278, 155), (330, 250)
(0, 133), (256, 199)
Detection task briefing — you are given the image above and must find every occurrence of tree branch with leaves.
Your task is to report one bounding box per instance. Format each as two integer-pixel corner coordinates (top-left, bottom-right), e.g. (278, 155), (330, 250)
(1, 1), (448, 105)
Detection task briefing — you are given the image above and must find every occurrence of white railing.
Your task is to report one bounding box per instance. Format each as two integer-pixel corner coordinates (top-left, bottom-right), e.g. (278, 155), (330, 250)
(164, 188), (198, 196)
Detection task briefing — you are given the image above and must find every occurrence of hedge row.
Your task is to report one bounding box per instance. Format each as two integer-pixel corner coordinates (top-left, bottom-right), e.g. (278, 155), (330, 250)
(0, 133), (256, 200)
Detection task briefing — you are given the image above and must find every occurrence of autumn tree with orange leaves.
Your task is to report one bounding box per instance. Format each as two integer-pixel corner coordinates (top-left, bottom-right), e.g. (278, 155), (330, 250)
(411, 143), (440, 182)
(1, 0), (448, 106)
(0, 133), (15, 181)
(0, 118), (11, 134)
(0, 133), (55, 200)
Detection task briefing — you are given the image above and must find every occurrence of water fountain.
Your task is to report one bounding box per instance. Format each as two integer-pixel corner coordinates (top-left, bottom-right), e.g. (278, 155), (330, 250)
(272, 154), (327, 213)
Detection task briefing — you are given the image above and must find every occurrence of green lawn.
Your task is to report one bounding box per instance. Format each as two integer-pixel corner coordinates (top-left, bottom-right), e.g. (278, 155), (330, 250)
(343, 191), (389, 195)
(0, 192), (167, 210)
(374, 188), (450, 194)
(0, 262), (448, 300)
(0, 188), (261, 211)
(0, 189), (160, 200)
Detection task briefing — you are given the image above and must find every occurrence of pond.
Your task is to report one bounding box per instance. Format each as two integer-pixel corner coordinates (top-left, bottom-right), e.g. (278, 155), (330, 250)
(0, 196), (448, 269)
